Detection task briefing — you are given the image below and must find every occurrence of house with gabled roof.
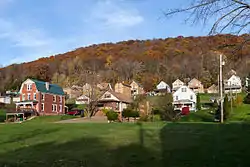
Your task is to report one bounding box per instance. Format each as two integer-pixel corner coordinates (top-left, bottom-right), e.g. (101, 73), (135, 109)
(172, 79), (185, 92)
(224, 75), (242, 93)
(97, 90), (132, 113)
(154, 81), (171, 95)
(130, 80), (145, 96)
(188, 78), (204, 93)
(16, 78), (65, 115)
(173, 85), (197, 111)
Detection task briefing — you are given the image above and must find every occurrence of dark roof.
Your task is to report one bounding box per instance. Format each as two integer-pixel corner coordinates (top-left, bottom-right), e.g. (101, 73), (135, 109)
(30, 79), (65, 95)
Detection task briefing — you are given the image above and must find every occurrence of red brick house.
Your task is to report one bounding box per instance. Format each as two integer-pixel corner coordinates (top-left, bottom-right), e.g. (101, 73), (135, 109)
(16, 79), (65, 115)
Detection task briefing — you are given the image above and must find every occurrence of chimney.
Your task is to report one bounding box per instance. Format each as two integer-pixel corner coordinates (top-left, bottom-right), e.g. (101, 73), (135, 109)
(45, 82), (50, 91)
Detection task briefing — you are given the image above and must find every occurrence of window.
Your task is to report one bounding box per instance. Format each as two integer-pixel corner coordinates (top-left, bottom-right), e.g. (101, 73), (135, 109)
(34, 93), (36, 100)
(181, 88), (187, 92)
(52, 104), (57, 112)
(27, 84), (32, 91)
(27, 93), (31, 100)
(59, 105), (62, 112)
(59, 96), (62, 103)
(41, 103), (44, 111)
(104, 93), (111, 98)
(42, 94), (45, 101)
(176, 96), (178, 100)
(190, 95), (193, 100)
(53, 95), (56, 102)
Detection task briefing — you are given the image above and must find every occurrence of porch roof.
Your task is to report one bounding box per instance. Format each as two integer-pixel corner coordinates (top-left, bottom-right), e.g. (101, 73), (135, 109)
(173, 99), (194, 104)
(16, 100), (38, 105)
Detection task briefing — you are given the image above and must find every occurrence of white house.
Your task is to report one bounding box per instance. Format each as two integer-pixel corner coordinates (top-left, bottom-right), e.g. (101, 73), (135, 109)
(155, 81), (171, 94)
(0, 96), (11, 104)
(173, 86), (197, 111)
(224, 75), (242, 93)
(172, 79), (185, 91)
(75, 95), (91, 105)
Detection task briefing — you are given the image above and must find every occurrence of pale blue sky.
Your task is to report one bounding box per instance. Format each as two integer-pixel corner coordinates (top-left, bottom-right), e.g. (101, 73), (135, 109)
(0, 0), (212, 66)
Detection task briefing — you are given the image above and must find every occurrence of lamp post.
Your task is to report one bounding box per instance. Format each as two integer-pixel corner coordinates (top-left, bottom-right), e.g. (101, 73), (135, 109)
(219, 54), (225, 123)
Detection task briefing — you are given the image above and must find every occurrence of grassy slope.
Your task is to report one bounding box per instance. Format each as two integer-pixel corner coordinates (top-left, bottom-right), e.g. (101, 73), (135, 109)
(1, 122), (250, 167)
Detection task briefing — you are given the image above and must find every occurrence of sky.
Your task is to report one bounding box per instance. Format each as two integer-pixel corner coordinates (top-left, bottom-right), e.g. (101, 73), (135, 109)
(0, 0), (212, 66)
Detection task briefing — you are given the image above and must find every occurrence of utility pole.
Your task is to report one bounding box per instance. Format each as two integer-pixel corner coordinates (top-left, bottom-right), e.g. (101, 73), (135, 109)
(219, 54), (224, 123)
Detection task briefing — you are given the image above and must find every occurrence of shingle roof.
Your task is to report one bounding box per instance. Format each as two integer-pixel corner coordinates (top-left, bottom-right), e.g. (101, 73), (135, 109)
(30, 79), (65, 95)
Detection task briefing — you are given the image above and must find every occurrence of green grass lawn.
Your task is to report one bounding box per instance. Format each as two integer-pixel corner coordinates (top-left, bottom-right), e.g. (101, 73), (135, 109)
(1, 121), (250, 167)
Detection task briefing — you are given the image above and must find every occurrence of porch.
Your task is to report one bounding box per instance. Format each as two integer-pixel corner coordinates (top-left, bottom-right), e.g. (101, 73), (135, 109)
(16, 100), (38, 110)
(173, 99), (196, 111)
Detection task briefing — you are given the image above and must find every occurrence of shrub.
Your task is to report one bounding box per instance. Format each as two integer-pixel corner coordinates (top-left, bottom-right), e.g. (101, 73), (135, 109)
(106, 110), (118, 122)
(152, 114), (161, 122)
(102, 109), (110, 115)
(138, 114), (149, 122)
(196, 93), (201, 110)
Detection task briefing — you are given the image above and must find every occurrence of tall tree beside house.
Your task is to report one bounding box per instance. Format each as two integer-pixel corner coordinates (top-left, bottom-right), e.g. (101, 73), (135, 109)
(196, 93), (201, 111)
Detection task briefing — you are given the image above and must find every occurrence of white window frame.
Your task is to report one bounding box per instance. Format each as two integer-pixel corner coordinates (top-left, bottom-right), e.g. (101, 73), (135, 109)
(52, 104), (57, 112)
(55, 105), (57, 112)
(34, 93), (36, 100)
(176, 96), (178, 101)
(27, 84), (32, 91)
(53, 95), (56, 102)
(59, 96), (62, 103)
(41, 103), (44, 111)
(190, 95), (193, 100)
(42, 94), (45, 101)
(181, 88), (187, 92)
(59, 105), (62, 112)
(27, 93), (31, 100)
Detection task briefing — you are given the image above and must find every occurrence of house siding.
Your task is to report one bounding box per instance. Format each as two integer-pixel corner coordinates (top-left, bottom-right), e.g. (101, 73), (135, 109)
(19, 82), (65, 115)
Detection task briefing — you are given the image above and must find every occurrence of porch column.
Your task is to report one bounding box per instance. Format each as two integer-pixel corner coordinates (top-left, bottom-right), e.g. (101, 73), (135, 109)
(119, 102), (122, 112)
(31, 103), (34, 109)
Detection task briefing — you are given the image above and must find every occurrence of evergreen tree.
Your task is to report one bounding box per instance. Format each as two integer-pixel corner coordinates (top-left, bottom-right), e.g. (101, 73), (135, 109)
(196, 93), (201, 111)
(223, 95), (230, 120)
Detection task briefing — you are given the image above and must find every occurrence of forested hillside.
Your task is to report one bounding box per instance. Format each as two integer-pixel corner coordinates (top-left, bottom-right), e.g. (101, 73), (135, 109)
(0, 34), (250, 91)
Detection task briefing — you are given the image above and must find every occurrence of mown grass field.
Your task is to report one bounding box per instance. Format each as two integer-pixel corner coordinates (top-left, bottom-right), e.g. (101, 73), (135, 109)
(1, 117), (250, 167)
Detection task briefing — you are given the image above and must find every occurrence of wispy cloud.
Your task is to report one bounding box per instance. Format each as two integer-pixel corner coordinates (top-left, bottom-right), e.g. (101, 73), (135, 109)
(90, 0), (144, 28)
(0, 18), (53, 48)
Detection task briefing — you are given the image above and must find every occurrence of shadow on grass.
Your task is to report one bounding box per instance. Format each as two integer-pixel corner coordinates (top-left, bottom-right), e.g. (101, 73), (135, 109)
(0, 128), (59, 145)
(161, 123), (250, 167)
(2, 123), (250, 167)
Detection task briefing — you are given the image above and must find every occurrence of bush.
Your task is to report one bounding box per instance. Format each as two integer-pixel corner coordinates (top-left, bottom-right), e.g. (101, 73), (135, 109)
(122, 108), (139, 121)
(138, 114), (149, 122)
(106, 110), (118, 122)
(152, 114), (161, 122)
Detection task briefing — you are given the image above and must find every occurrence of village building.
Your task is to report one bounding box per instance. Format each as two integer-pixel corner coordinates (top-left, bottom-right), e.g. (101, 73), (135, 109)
(154, 81), (171, 95)
(75, 95), (91, 105)
(224, 75), (242, 93)
(114, 82), (132, 97)
(172, 79), (185, 92)
(173, 85), (197, 111)
(130, 80), (145, 96)
(207, 84), (218, 94)
(16, 79), (66, 115)
(97, 90), (132, 113)
(188, 78), (204, 93)
(63, 85), (82, 99)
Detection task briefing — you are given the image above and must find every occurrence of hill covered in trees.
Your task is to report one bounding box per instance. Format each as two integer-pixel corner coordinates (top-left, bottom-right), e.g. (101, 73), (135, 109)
(0, 34), (250, 92)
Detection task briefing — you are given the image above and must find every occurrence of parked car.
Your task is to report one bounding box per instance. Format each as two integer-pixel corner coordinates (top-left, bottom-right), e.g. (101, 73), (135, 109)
(67, 109), (84, 116)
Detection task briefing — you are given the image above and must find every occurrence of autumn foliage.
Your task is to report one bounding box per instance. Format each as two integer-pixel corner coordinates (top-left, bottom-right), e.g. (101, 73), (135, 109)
(0, 34), (250, 91)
